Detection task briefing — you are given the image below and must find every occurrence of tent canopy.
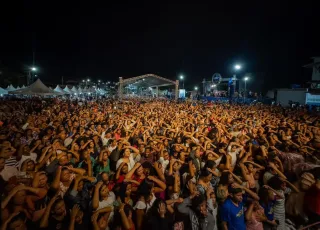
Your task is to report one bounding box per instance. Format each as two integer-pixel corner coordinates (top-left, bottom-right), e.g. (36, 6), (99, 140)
(71, 86), (78, 93)
(6, 85), (16, 91)
(63, 86), (73, 94)
(0, 87), (8, 95)
(9, 79), (62, 96)
(54, 85), (65, 94)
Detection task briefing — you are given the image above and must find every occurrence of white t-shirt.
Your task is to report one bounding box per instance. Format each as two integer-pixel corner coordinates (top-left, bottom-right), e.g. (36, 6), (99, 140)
(214, 156), (223, 166)
(98, 191), (116, 210)
(227, 146), (241, 167)
(0, 165), (18, 181)
(116, 153), (136, 171)
(108, 145), (117, 153)
(133, 193), (156, 212)
(159, 157), (169, 173)
(98, 191), (115, 223)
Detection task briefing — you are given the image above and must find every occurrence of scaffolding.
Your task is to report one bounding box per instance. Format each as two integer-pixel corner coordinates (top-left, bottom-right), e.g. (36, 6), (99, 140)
(118, 74), (179, 100)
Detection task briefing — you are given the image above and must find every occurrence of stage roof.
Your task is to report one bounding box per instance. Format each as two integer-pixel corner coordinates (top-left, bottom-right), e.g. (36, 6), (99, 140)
(121, 74), (177, 88)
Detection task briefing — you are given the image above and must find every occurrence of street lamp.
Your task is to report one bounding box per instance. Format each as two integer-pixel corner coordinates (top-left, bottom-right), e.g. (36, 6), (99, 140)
(180, 75), (184, 89)
(85, 79), (90, 87)
(234, 64), (241, 70)
(194, 86), (198, 91)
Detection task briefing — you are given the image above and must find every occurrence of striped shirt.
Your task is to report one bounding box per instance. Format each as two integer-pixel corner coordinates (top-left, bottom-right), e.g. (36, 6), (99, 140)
(5, 156), (19, 168)
(274, 188), (291, 230)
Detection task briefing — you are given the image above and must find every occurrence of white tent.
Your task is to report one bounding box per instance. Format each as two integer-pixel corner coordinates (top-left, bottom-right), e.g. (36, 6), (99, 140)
(63, 86), (73, 94)
(0, 87), (8, 95)
(21, 85), (26, 89)
(97, 88), (106, 94)
(77, 87), (83, 94)
(71, 86), (79, 94)
(9, 79), (62, 96)
(82, 87), (89, 93)
(6, 85), (16, 91)
(16, 86), (21, 90)
(88, 87), (96, 93)
(54, 85), (65, 94)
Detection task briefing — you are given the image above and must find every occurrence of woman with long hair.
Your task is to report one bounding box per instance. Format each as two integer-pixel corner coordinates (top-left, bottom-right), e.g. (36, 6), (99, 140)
(144, 198), (171, 230)
(133, 176), (166, 230)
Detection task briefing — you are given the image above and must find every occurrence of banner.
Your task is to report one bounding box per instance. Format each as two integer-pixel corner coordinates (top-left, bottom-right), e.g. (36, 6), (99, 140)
(306, 93), (320, 105)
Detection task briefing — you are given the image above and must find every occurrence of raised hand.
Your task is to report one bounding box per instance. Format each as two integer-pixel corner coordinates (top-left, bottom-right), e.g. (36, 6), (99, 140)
(95, 181), (104, 190)
(190, 191), (200, 199)
(158, 202), (166, 218)
(71, 204), (80, 219)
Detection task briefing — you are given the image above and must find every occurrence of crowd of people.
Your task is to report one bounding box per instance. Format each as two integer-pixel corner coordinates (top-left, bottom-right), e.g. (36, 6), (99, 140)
(0, 97), (320, 230)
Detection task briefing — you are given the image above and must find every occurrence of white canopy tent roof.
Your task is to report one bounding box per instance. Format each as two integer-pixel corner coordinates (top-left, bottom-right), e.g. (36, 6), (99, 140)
(97, 88), (106, 94)
(82, 87), (96, 93)
(71, 86), (79, 94)
(9, 79), (62, 96)
(54, 85), (65, 94)
(0, 87), (8, 95)
(63, 86), (73, 94)
(6, 85), (16, 91)
(77, 87), (83, 94)
(21, 85), (26, 89)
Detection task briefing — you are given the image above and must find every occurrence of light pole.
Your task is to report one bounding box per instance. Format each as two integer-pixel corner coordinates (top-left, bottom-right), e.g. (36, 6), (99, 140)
(86, 79), (90, 87)
(244, 77), (249, 100)
(28, 67), (37, 85)
(180, 75), (184, 89)
(230, 64), (241, 98)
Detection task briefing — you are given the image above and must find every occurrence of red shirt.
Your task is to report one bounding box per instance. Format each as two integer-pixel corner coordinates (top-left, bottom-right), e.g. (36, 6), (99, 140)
(131, 175), (144, 188)
(304, 184), (320, 215)
(116, 175), (125, 184)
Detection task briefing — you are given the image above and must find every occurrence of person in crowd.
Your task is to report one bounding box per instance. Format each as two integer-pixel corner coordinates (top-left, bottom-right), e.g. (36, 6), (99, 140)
(220, 183), (259, 230)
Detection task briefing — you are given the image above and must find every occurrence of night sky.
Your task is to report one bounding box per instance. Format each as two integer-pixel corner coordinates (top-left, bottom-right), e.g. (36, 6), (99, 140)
(1, 1), (319, 91)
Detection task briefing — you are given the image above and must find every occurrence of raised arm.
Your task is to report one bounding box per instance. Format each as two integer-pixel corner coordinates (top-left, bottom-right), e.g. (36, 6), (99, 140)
(92, 181), (103, 210)
(268, 162), (287, 180)
(40, 195), (60, 228)
(125, 162), (140, 180)
(119, 203), (131, 230)
(69, 205), (80, 230)
(116, 162), (126, 180)
(234, 183), (259, 201)
(148, 176), (166, 193)
(51, 166), (62, 191)
(153, 161), (166, 182)
(263, 185), (284, 199)
(1, 185), (26, 209)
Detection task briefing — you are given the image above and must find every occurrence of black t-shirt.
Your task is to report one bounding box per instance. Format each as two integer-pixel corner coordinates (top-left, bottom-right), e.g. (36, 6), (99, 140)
(46, 214), (70, 230)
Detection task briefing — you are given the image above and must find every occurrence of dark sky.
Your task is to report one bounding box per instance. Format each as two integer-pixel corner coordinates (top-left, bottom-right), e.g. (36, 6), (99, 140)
(1, 1), (319, 91)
